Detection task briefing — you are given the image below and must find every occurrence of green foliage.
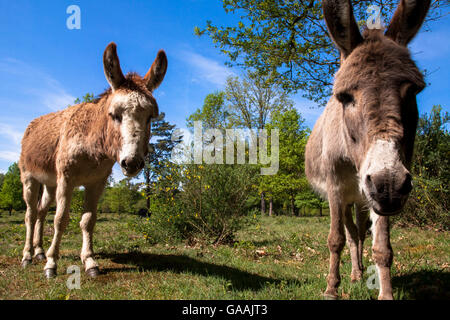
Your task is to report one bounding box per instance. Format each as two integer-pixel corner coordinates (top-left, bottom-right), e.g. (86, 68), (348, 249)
(396, 106), (449, 230)
(261, 109), (318, 215)
(70, 188), (84, 214)
(225, 71), (293, 129)
(68, 188), (84, 231)
(73, 93), (94, 104)
(196, 0), (448, 104)
(0, 173), (4, 190)
(0, 163), (25, 213)
(295, 190), (328, 216)
(178, 163), (258, 244)
(100, 179), (142, 214)
(142, 113), (181, 212)
(187, 92), (230, 129)
(134, 161), (258, 245)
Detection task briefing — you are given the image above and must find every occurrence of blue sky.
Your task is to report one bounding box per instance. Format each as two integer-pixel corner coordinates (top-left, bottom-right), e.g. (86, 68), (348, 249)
(0, 0), (449, 179)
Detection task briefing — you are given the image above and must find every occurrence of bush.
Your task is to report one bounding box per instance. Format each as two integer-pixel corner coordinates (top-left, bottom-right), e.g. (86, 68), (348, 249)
(68, 188), (84, 232)
(130, 195), (185, 244)
(393, 106), (449, 230)
(133, 162), (258, 245)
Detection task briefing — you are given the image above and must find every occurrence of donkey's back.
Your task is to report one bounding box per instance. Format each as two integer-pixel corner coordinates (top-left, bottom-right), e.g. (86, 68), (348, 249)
(20, 109), (67, 185)
(19, 103), (89, 187)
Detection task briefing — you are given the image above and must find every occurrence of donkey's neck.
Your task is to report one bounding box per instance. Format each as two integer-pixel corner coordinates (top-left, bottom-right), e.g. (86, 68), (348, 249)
(80, 96), (121, 163)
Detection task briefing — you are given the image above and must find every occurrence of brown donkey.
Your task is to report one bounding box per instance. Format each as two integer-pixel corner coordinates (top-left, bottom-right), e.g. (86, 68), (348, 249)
(19, 43), (167, 278)
(305, 0), (430, 299)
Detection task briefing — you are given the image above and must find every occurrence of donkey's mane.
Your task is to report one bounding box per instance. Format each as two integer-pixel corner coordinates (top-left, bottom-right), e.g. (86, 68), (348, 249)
(94, 72), (150, 104)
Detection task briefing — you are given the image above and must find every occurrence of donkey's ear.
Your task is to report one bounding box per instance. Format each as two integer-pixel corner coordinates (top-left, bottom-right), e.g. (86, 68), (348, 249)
(103, 42), (125, 91)
(385, 0), (431, 46)
(144, 50), (168, 92)
(323, 0), (363, 59)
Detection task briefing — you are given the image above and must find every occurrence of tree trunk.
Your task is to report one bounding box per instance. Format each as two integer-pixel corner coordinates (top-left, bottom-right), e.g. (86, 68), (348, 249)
(290, 198), (295, 216)
(319, 206), (323, 217)
(269, 197), (273, 217)
(9, 207), (12, 216)
(261, 192), (266, 216)
(144, 166), (151, 216)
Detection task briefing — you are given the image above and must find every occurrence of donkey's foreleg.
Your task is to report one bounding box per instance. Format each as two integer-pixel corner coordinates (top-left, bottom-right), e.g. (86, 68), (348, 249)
(44, 178), (73, 278)
(80, 179), (106, 277)
(324, 192), (346, 299)
(21, 176), (40, 268)
(370, 211), (394, 300)
(33, 186), (56, 260)
(344, 205), (362, 282)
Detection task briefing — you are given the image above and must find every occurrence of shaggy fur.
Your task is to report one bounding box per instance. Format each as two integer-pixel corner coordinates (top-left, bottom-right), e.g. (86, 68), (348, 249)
(19, 42), (167, 277)
(305, 0), (430, 300)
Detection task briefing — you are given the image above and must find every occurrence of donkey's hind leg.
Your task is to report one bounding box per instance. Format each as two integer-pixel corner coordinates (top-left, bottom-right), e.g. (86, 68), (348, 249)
(44, 177), (73, 278)
(33, 186), (56, 261)
(344, 204), (363, 282)
(355, 204), (369, 273)
(21, 174), (40, 268)
(80, 178), (107, 277)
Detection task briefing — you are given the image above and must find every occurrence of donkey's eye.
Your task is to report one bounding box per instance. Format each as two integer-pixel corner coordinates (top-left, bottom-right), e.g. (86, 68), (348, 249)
(109, 113), (122, 123)
(336, 92), (354, 107)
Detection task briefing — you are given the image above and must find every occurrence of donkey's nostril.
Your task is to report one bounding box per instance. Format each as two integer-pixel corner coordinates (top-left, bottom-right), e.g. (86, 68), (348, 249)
(121, 159), (128, 168)
(365, 175), (374, 190)
(365, 174), (384, 194)
(398, 173), (413, 195)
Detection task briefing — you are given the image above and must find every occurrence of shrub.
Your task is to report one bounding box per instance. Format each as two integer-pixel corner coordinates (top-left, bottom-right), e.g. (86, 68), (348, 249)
(133, 162), (258, 245)
(393, 106), (449, 230)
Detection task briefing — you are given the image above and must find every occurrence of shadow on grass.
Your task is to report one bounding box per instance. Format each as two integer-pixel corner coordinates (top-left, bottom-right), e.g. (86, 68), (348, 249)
(98, 251), (302, 291)
(393, 270), (450, 300)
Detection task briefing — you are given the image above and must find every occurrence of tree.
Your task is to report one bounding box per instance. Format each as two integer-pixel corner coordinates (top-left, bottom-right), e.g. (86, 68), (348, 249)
(261, 109), (309, 216)
(102, 178), (142, 214)
(295, 189), (328, 216)
(399, 105), (449, 229)
(73, 93), (95, 104)
(196, 0), (448, 104)
(0, 163), (25, 215)
(0, 173), (4, 190)
(224, 72), (294, 213)
(187, 92), (231, 129)
(142, 113), (182, 212)
(226, 71), (293, 129)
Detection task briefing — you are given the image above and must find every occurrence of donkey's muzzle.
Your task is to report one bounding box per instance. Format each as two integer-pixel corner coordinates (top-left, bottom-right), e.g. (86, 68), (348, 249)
(365, 171), (412, 216)
(120, 157), (145, 176)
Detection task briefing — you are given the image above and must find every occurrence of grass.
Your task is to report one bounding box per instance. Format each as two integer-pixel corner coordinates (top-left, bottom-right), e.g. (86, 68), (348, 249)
(0, 211), (448, 300)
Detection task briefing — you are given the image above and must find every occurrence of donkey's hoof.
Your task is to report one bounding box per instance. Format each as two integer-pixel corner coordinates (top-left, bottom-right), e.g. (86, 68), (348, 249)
(351, 272), (363, 282)
(21, 259), (32, 268)
(323, 290), (339, 300)
(35, 253), (46, 261)
(44, 268), (57, 279)
(86, 267), (100, 278)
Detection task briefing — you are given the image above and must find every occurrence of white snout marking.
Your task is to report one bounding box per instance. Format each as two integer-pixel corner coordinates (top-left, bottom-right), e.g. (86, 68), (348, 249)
(119, 117), (143, 164)
(110, 92), (152, 168)
(359, 139), (401, 194)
